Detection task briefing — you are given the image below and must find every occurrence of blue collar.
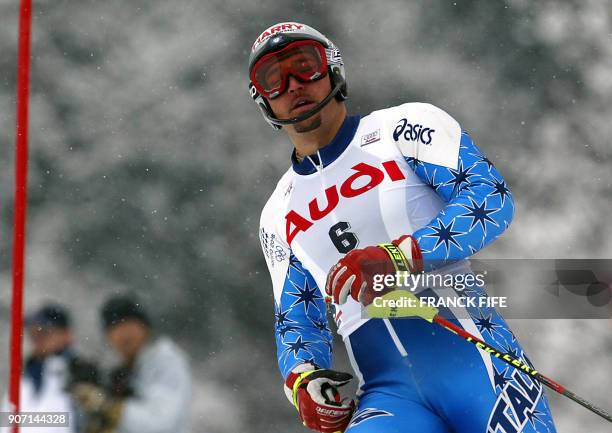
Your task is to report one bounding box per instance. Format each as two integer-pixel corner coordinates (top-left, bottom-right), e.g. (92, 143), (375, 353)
(25, 347), (73, 394)
(291, 115), (360, 175)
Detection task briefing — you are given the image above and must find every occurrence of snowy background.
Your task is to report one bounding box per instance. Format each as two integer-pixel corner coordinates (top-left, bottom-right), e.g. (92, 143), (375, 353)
(0, 1), (610, 432)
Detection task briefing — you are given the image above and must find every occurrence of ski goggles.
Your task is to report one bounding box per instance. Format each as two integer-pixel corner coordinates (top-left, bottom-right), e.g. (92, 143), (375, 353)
(250, 40), (328, 99)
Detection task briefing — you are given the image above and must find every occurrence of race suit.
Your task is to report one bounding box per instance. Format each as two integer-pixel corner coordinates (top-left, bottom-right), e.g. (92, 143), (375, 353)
(259, 103), (557, 433)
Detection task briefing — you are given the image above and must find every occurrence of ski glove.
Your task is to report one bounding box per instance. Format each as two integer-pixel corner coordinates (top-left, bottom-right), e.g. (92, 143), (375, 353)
(325, 235), (422, 306)
(284, 363), (355, 433)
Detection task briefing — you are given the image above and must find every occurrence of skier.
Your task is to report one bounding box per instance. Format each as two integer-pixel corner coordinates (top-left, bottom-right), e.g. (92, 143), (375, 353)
(250, 22), (557, 433)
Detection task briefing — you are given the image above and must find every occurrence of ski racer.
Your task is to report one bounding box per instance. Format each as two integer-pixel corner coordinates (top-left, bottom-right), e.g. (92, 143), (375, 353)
(250, 22), (557, 433)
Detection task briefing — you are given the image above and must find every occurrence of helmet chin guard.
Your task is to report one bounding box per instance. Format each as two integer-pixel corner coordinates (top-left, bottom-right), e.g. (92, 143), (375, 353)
(248, 22), (347, 130)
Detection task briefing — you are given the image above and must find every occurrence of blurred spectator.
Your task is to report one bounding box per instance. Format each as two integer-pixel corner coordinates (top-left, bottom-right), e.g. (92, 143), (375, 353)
(72, 296), (191, 433)
(1, 304), (99, 433)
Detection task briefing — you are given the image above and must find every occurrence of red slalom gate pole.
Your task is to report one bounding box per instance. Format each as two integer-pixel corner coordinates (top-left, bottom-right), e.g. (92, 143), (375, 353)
(9, 0), (33, 432)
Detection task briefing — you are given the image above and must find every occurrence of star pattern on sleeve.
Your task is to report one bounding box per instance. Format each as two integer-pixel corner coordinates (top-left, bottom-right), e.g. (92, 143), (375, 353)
(445, 160), (477, 195)
(310, 317), (330, 332)
(425, 219), (464, 255)
(287, 278), (323, 314)
(283, 335), (313, 358)
(458, 197), (499, 235)
(275, 306), (295, 328)
(275, 253), (332, 379)
(488, 178), (511, 205)
(526, 409), (549, 430)
(423, 167), (443, 192)
(476, 155), (495, 170)
(503, 343), (520, 360)
(493, 365), (512, 391)
(474, 313), (502, 337)
(300, 356), (316, 366)
(278, 324), (302, 339)
(289, 254), (305, 275)
(405, 156), (425, 171)
(408, 132), (515, 267)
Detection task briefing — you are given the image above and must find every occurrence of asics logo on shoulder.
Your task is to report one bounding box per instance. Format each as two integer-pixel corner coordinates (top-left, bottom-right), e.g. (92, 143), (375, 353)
(393, 118), (435, 145)
(285, 160), (406, 245)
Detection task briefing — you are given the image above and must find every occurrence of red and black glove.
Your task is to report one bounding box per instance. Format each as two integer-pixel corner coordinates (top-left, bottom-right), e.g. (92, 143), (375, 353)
(284, 364), (355, 433)
(325, 235), (422, 306)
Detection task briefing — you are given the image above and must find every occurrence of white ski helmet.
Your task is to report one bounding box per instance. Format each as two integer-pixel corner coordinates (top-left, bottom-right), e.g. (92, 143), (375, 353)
(248, 22), (347, 130)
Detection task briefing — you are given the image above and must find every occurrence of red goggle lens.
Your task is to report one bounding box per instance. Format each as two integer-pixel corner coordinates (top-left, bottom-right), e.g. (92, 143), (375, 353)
(250, 41), (328, 99)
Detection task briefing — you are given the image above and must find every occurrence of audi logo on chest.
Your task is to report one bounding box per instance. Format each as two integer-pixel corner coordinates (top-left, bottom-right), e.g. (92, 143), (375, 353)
(285, 160), (406, 244)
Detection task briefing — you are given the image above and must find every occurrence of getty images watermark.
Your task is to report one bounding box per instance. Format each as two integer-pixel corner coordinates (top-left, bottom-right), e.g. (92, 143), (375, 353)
(365, 259), (612, 319)
(372, 270), (486, 291)
(369, 270), (508, 310)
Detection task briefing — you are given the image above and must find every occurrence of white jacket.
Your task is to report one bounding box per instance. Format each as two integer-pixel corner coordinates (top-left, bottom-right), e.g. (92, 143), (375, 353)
(117, 337), (191, 433)
(1, 354), (76, 433)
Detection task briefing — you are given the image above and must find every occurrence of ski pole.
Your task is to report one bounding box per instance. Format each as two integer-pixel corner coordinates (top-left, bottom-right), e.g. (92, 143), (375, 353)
(363, 290), (612, 423)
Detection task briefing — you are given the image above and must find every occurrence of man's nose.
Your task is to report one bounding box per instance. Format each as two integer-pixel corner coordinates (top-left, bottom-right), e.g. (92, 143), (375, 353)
(287, 75), (303, 93)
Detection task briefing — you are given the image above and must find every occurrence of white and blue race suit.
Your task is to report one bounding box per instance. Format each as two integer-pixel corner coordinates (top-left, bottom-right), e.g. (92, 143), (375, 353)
(259, 103), (557, 433)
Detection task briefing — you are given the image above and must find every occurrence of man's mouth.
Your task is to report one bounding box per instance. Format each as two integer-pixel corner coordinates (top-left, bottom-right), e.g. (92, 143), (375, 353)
(291, 98), (316, 114)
